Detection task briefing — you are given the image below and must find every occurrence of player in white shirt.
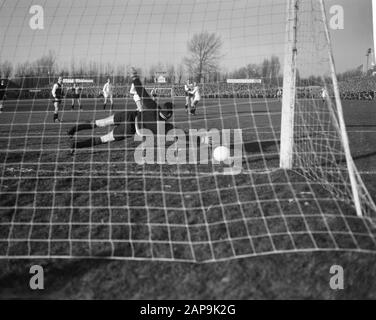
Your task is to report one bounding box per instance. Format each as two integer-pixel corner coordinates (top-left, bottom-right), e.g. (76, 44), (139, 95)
(51, 76), (64, 123)
(190, 82), (201, 115)
(151, 86), (158, 102)
(103, 78), (114, 110)
(184, 80), (193, 112)
(130, 83), (142, 112)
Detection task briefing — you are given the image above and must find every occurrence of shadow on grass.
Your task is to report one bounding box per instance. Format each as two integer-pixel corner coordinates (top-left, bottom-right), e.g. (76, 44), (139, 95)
(243, 140), (280, 154)
(353, 151), (376, 161)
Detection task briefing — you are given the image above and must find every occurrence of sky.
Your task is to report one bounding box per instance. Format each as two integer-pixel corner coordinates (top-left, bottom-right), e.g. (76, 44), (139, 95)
(0, 0), (374, 76)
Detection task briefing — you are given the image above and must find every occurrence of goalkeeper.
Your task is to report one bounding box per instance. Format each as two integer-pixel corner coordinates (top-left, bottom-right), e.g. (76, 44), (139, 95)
(67, 68), (174, 153)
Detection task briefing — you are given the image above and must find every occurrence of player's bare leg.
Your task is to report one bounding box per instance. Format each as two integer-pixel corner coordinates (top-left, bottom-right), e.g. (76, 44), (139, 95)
(0, 101), (3, 113)
(133, 94), (143, 112)
(130, 83), (143, 111)
(67, 115), (115, 138)
(135, 100), (142, 112)
(185, 96), (191, 113)
(190, 100), (199, 115)
(70, 131), (116, 155)
(53, 101), (61, 123)
(103, 96), (108, 110)
(68, 115), (117, 155)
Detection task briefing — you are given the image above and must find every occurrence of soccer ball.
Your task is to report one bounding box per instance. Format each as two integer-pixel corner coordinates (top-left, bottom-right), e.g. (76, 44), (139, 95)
(213, 146), (230, 162)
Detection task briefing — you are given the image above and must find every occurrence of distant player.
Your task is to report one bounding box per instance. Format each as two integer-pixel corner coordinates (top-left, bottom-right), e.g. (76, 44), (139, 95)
(151, 86), (158, 102)
(276, 88), (282, 100)
(0, 79), (7, 113)
(190, 82), (201, 115)
(68, 68), (174, 154)
(51, 76), (64, 123)
(103, 78), (114, 110)
(71, 81), (82, 110)
(321, 87), (328, 103)
(184, 80), (193, 112)
(130, 83), (143, 112)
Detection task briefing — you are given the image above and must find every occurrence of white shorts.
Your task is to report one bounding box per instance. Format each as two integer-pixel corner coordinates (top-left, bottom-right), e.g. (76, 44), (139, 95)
(133, 93), (141, 103)
(104, 93), (113, 99)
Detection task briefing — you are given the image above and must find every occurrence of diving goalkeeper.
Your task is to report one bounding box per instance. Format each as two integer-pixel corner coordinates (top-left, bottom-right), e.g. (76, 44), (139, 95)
(67, 68), (174, 153)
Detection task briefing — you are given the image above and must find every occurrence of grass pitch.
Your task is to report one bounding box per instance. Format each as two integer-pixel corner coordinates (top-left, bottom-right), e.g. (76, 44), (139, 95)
(0, 97), (375, 299)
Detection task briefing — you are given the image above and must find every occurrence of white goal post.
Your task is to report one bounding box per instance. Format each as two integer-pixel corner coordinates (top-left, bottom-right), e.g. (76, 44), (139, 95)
(279, 0), (365, 218)
(279, 0), (298, 170)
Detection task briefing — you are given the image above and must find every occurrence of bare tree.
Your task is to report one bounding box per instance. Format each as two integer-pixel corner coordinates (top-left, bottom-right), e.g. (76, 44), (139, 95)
(88, 61), (99, 77)
(270, 56), (281, 79)
(76, 58), (87, 78)
(229, 63), (262, 80)
(0, 60), (13, 79)
(261, 55), (281, 85)
(70, 57), (76, 77)
(35, 50), (57, 77)
(104, 62), (115, 83)
(148, 62), (165, 83)
(246, 63), (262, 78)
(0, 61), (13, 79)
(166, 64), (175, 83)
(337, 66), (363, 81)
(184, 32), (222, 83)
(175, 63), (185, 84)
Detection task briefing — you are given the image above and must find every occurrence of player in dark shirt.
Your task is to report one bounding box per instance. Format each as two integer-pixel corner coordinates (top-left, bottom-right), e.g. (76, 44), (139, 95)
(71, 81), (82, 110)
(67, 68), (174, 154)
(0, 79), (8, 113)
(52, 77), (64, 122)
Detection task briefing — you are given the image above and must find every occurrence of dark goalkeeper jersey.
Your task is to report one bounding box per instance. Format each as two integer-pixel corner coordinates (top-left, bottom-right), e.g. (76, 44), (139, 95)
(52, 83), (63, 99)
(112, 110), (173, 140)
(131, 76), (173, 134)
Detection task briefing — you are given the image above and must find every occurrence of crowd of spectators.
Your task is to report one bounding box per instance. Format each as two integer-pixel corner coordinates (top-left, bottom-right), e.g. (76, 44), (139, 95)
(337, 76), (376, 100)
(2, 76), (376, 101)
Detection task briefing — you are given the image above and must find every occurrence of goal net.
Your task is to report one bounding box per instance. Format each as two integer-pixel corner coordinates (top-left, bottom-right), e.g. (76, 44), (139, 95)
(0, 0), (375, 262)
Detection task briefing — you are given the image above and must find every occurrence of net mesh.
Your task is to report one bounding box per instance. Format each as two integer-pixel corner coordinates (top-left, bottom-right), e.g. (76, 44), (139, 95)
(0, 0), (375, 262)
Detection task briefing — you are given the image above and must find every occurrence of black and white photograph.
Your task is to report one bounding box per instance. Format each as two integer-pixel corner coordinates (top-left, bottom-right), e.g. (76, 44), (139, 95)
(0, 0), (376, 303)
